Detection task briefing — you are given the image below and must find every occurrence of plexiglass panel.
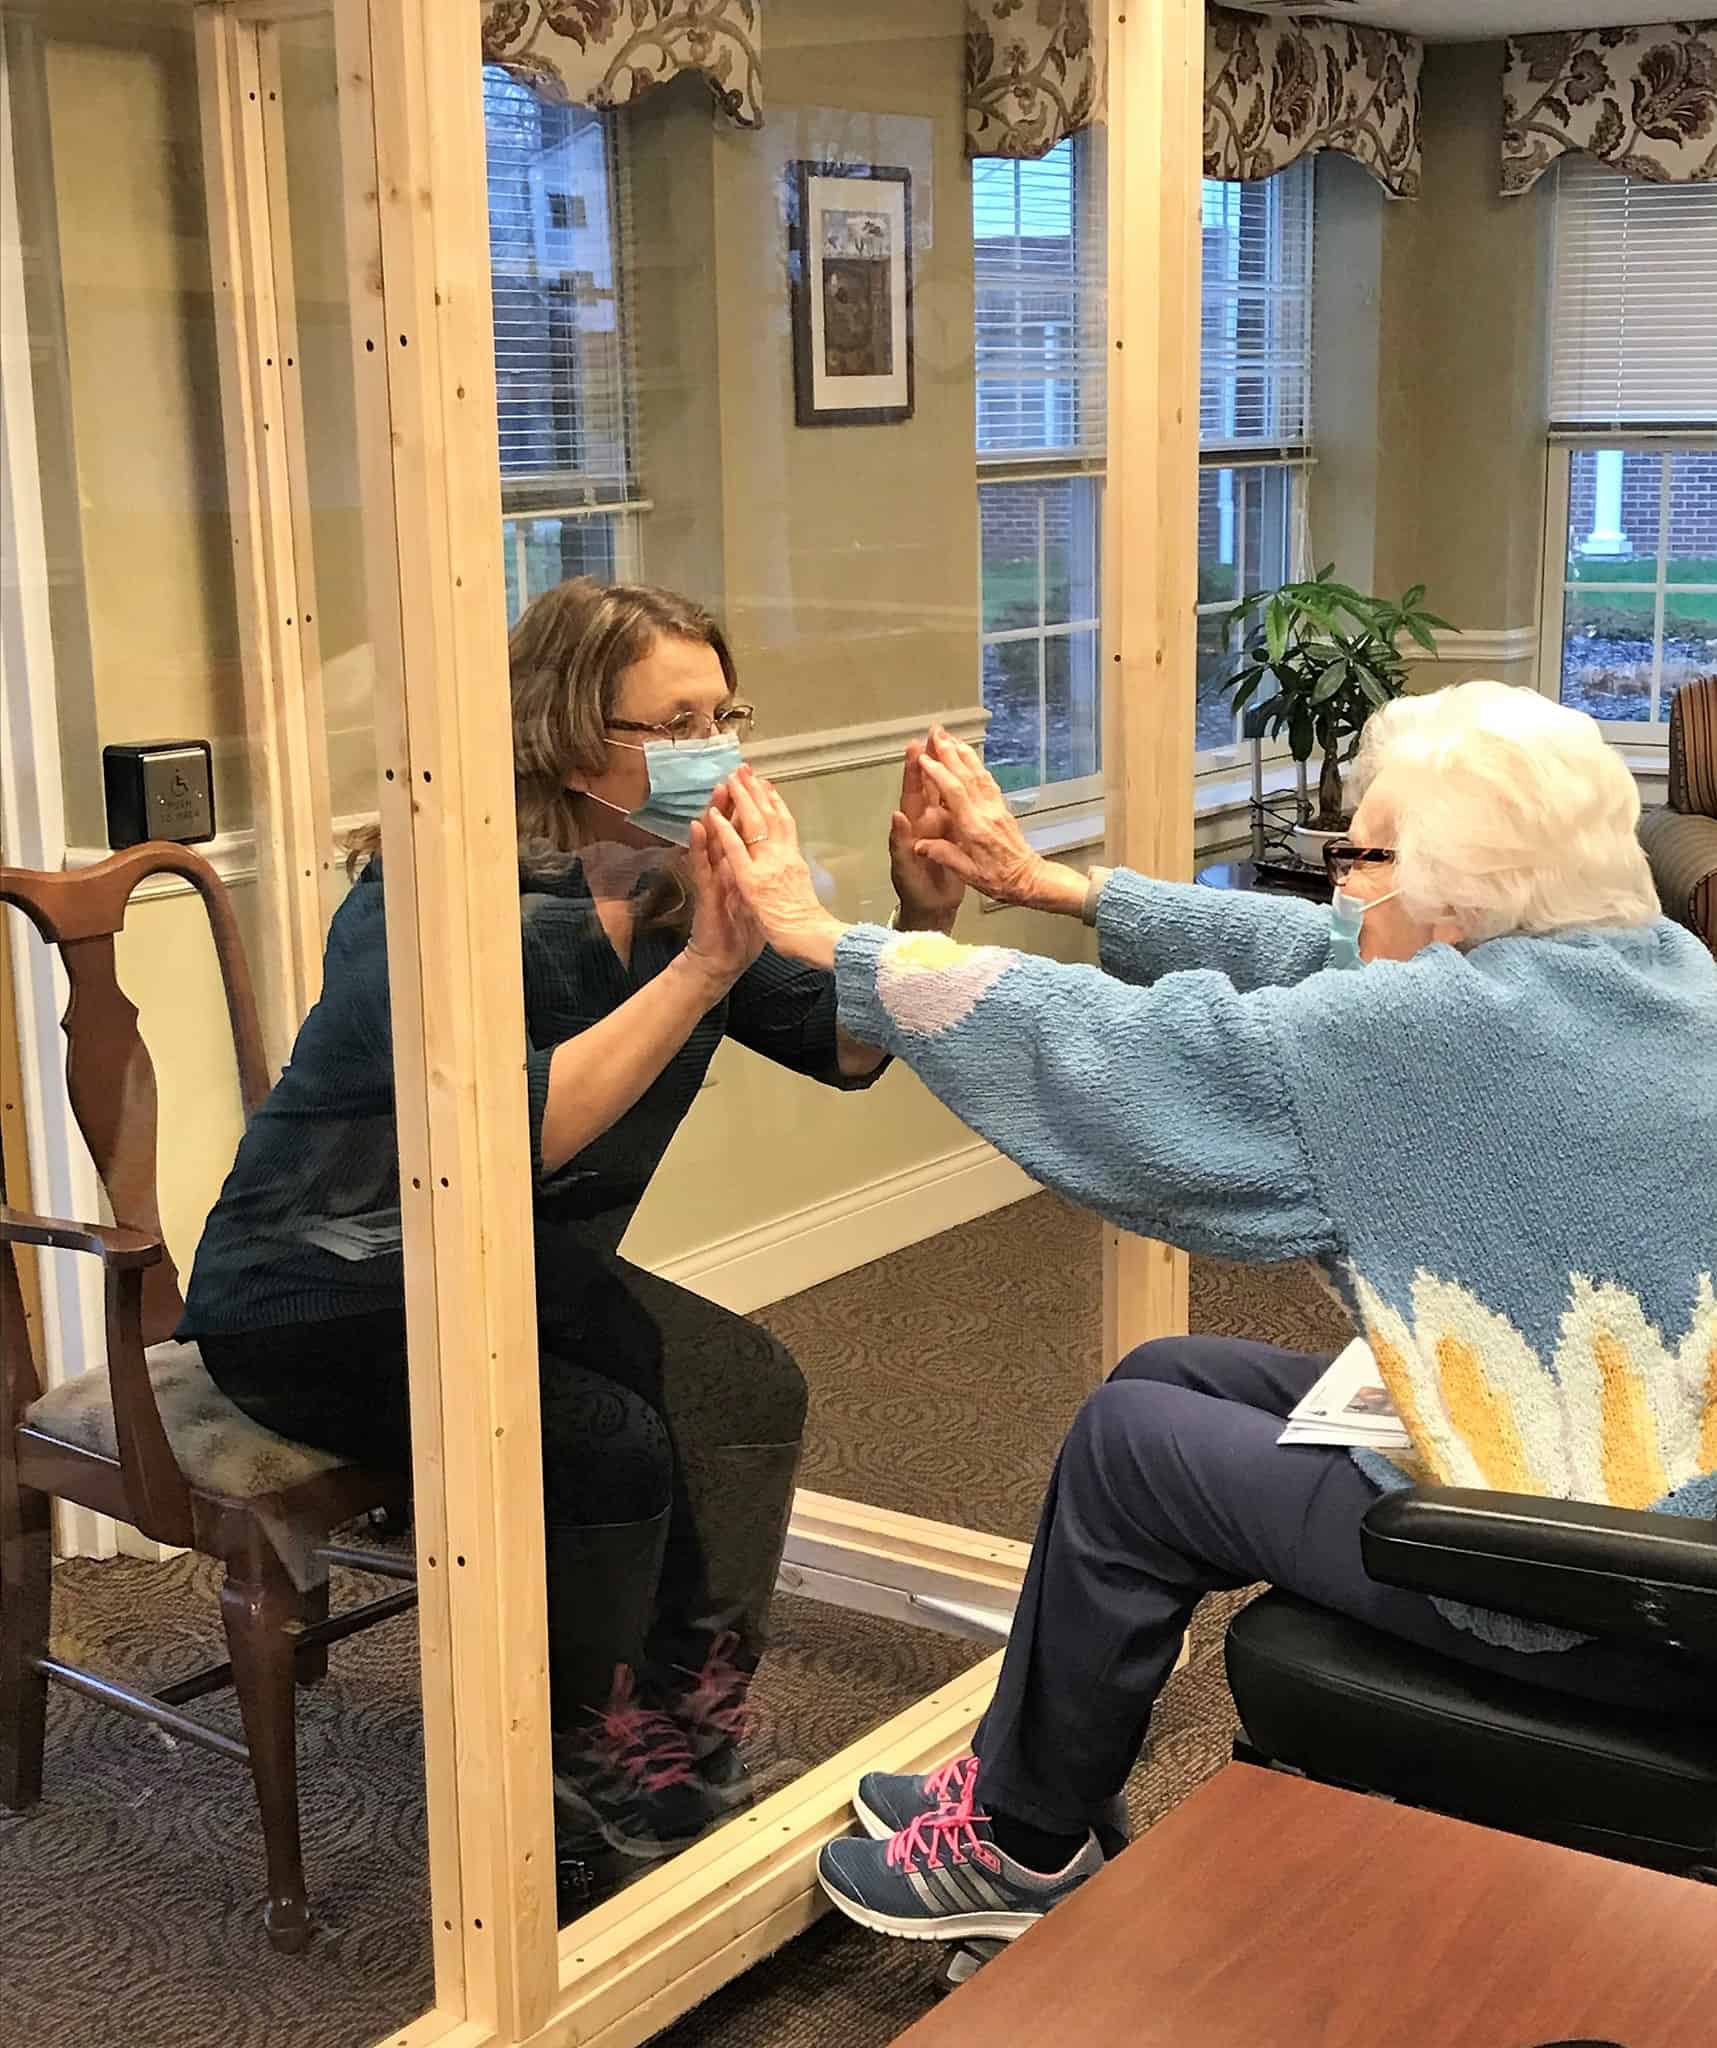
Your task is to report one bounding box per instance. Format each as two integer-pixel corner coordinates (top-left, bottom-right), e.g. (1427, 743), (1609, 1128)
(2, 4), (432, 2038)
(5, 1), (1112, 2036)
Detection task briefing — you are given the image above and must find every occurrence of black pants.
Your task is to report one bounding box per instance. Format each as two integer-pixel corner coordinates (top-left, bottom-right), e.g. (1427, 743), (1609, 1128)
(201, 1259), (806, 1731)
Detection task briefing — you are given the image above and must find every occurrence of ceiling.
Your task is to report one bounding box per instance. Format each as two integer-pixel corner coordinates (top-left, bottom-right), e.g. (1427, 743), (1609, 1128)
(1229, 2), (1703, 40)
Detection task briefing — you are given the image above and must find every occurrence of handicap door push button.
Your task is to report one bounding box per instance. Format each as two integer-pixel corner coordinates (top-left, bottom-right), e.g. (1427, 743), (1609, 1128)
(103, 740), (216, 849)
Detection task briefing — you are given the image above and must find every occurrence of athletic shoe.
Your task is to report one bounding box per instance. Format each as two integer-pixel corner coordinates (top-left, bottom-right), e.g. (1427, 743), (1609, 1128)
(852, 1754), (978, 1840)
(818, 1802), (1103, 1944)
(667, 1630), (759, 1814)
(553, 1665), (723, 1860)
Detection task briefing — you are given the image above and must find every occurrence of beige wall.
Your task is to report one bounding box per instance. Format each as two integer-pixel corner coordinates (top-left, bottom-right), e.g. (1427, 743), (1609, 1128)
(41, 15), (250, 838)
(21, 0), (1070, 1300)
(631, 0), (980, 739)
(1313, 43), (1552, 691)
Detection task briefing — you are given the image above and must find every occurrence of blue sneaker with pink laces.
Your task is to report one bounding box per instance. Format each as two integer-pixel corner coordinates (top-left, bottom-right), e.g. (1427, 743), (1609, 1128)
(852, 1754), (979, 1840)
(819, 1790), (1102, 1943)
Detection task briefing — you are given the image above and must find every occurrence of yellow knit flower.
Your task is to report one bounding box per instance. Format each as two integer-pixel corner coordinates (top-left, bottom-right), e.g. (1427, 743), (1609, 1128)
(1349, 1270), (1717, 1508)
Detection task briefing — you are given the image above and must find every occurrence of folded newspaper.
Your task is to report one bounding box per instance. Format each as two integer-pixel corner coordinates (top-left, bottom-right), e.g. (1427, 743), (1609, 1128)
(1277, 1337), (1410, 1450)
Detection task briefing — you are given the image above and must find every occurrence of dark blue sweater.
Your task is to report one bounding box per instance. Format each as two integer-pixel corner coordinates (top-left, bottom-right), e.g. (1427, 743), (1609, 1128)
(179, 860), (864, 1337)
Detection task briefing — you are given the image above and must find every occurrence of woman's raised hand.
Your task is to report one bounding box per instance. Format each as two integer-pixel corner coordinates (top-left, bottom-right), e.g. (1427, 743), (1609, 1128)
(909, 729), (1083, 914)
(684, 815), (766, 994)
(887, 738), (966, 928)
(705, 767), (845, 971)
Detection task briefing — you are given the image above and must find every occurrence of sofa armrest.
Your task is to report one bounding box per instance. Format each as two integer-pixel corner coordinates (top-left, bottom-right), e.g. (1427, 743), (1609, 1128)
(1361, 1486), (1717, 1657)
(1639, 806), (1717, 953)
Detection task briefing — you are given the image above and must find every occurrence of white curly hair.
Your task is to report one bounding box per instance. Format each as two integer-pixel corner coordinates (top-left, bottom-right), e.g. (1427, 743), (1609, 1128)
(1349, 680), (1661, 944)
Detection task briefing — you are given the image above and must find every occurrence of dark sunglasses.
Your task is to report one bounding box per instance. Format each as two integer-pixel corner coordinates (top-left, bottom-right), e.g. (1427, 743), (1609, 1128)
(1322, 841), (1397, 885)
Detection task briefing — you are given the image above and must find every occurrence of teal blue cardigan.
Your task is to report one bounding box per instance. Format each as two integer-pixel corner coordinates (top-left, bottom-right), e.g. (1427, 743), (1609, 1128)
(834, 873), (1717, 1647)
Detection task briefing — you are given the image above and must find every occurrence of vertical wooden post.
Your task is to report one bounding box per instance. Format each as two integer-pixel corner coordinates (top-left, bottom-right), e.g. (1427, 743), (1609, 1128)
(1101, 0), (1201, 1368)
(335, 0), (556, 2035)
(195, 2), (332, 1065)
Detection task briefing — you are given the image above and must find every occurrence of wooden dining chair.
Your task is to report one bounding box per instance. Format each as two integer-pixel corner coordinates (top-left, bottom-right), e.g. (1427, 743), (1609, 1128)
(0, 842), (414, 1953)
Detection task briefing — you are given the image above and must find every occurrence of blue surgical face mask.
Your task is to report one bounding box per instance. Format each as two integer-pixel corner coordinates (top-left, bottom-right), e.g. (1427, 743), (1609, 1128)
(1326, 884), (1401, 971)
(592, 734), (744, 846)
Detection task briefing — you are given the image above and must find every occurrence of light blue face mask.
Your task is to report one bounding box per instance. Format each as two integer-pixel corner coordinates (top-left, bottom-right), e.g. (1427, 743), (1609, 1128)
(595, 735), (744, 846)
(1326, 884), (1401, 971)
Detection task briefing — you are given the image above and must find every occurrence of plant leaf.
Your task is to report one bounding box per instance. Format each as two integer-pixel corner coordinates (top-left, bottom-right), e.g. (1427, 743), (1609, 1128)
(1404, 616), (1438, 654)
(1355, 668), (1391, 709)
(1265, 598), (1289, 665)
(1289, 707), (1315, 761)
(1311, 658), (1349, 703)
(1226, 667), (1270, 713)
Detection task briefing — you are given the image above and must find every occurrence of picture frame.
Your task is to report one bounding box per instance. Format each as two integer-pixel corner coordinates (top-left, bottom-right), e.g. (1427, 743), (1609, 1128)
(788, 161), (914, 427)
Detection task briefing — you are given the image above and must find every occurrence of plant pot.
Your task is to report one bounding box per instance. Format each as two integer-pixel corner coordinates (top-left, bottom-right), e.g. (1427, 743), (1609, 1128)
(1290, 824), (1343, 870)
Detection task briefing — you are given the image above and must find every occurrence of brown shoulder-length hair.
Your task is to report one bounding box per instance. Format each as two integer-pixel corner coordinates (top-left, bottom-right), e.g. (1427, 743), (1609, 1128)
(346, 576), (737, 876)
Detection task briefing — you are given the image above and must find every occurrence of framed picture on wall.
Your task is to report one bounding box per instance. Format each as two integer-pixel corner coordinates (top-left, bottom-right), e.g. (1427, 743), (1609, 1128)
(788, 161), (914, 426)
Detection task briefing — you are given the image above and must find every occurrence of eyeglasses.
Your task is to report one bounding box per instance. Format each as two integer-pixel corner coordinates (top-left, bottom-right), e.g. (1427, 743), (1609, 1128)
(605, 704), (755, 747)
(1322, 841), (1398, 886)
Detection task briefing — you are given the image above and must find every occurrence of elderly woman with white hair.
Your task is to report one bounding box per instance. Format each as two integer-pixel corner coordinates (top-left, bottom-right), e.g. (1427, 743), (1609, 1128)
(700, 678), (1717, 1947)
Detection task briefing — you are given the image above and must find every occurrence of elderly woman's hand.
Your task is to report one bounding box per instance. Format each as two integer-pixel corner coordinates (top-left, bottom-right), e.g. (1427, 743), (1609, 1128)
(887, 739), (966, 931)
(911, 729), (1087, 915)
(707, 767), (847, 972)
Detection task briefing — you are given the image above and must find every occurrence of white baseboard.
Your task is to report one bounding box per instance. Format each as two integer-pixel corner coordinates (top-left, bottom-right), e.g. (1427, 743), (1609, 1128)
(645, 1141), (1039, 1315)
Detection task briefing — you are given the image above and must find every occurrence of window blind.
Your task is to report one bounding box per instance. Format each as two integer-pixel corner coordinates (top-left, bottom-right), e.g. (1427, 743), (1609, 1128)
(1200, 159), (1313, 456)
(1549, 158), (1717, 431)
(483, 67), (638, 511)
(974, 138), (1106, 462)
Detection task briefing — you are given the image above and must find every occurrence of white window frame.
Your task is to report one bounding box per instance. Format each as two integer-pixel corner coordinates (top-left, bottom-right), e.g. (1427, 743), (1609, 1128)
(1538, 433), (1717, 747)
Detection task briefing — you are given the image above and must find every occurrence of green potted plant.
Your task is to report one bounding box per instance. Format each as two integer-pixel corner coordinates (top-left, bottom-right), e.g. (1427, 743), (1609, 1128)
(1222, 569), (1453, 859)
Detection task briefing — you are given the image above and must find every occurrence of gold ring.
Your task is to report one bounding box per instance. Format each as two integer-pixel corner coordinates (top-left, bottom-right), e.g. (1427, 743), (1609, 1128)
(743, 833), (766, 845)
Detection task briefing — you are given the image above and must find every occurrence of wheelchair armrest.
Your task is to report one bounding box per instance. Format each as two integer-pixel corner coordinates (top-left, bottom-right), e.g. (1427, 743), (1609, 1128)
(1361, 1486), (1717, 1657)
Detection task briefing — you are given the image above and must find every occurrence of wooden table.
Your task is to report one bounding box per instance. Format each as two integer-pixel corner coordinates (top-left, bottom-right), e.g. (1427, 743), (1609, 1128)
(891, 1764), (1717, 2048)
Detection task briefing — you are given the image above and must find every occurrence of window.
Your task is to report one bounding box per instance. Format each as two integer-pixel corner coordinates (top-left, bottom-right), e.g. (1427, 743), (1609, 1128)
(972, 147), (1314, 802)
(1541, 162), (1717, 731)
(1194, 164), (1314, 758)
(483, 68), (641, 621)
(974, 137), (1105, 804)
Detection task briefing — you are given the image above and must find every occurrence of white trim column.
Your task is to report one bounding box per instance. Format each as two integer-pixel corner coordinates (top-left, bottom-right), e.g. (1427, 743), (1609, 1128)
(1, 36), (115, 1561)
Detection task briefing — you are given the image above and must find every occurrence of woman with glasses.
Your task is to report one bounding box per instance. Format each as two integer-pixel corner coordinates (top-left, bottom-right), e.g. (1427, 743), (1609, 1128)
(175, 577), (965, 1916)
(706, 678), (1717, 1950)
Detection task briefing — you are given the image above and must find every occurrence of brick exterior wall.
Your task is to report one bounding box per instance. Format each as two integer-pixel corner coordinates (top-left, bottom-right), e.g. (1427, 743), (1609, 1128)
(1566, 450), (1717, 564)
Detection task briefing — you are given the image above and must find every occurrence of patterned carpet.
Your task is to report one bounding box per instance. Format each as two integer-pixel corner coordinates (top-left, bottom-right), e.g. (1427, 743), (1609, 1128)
(0, 1195), (1350, 2048)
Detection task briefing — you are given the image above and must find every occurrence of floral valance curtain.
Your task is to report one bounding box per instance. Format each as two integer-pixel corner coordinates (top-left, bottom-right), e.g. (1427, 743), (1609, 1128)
(1205, 7), (1420, 198)
(966, 2), (1101, 160)
(1501, 21), (1717, 194)
(480, 0), (762, 128)
(965, 4), (1423, 200)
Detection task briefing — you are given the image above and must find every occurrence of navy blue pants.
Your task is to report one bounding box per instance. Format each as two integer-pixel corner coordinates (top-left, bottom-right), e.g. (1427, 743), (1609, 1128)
(973, 1336), (1713, 1837)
